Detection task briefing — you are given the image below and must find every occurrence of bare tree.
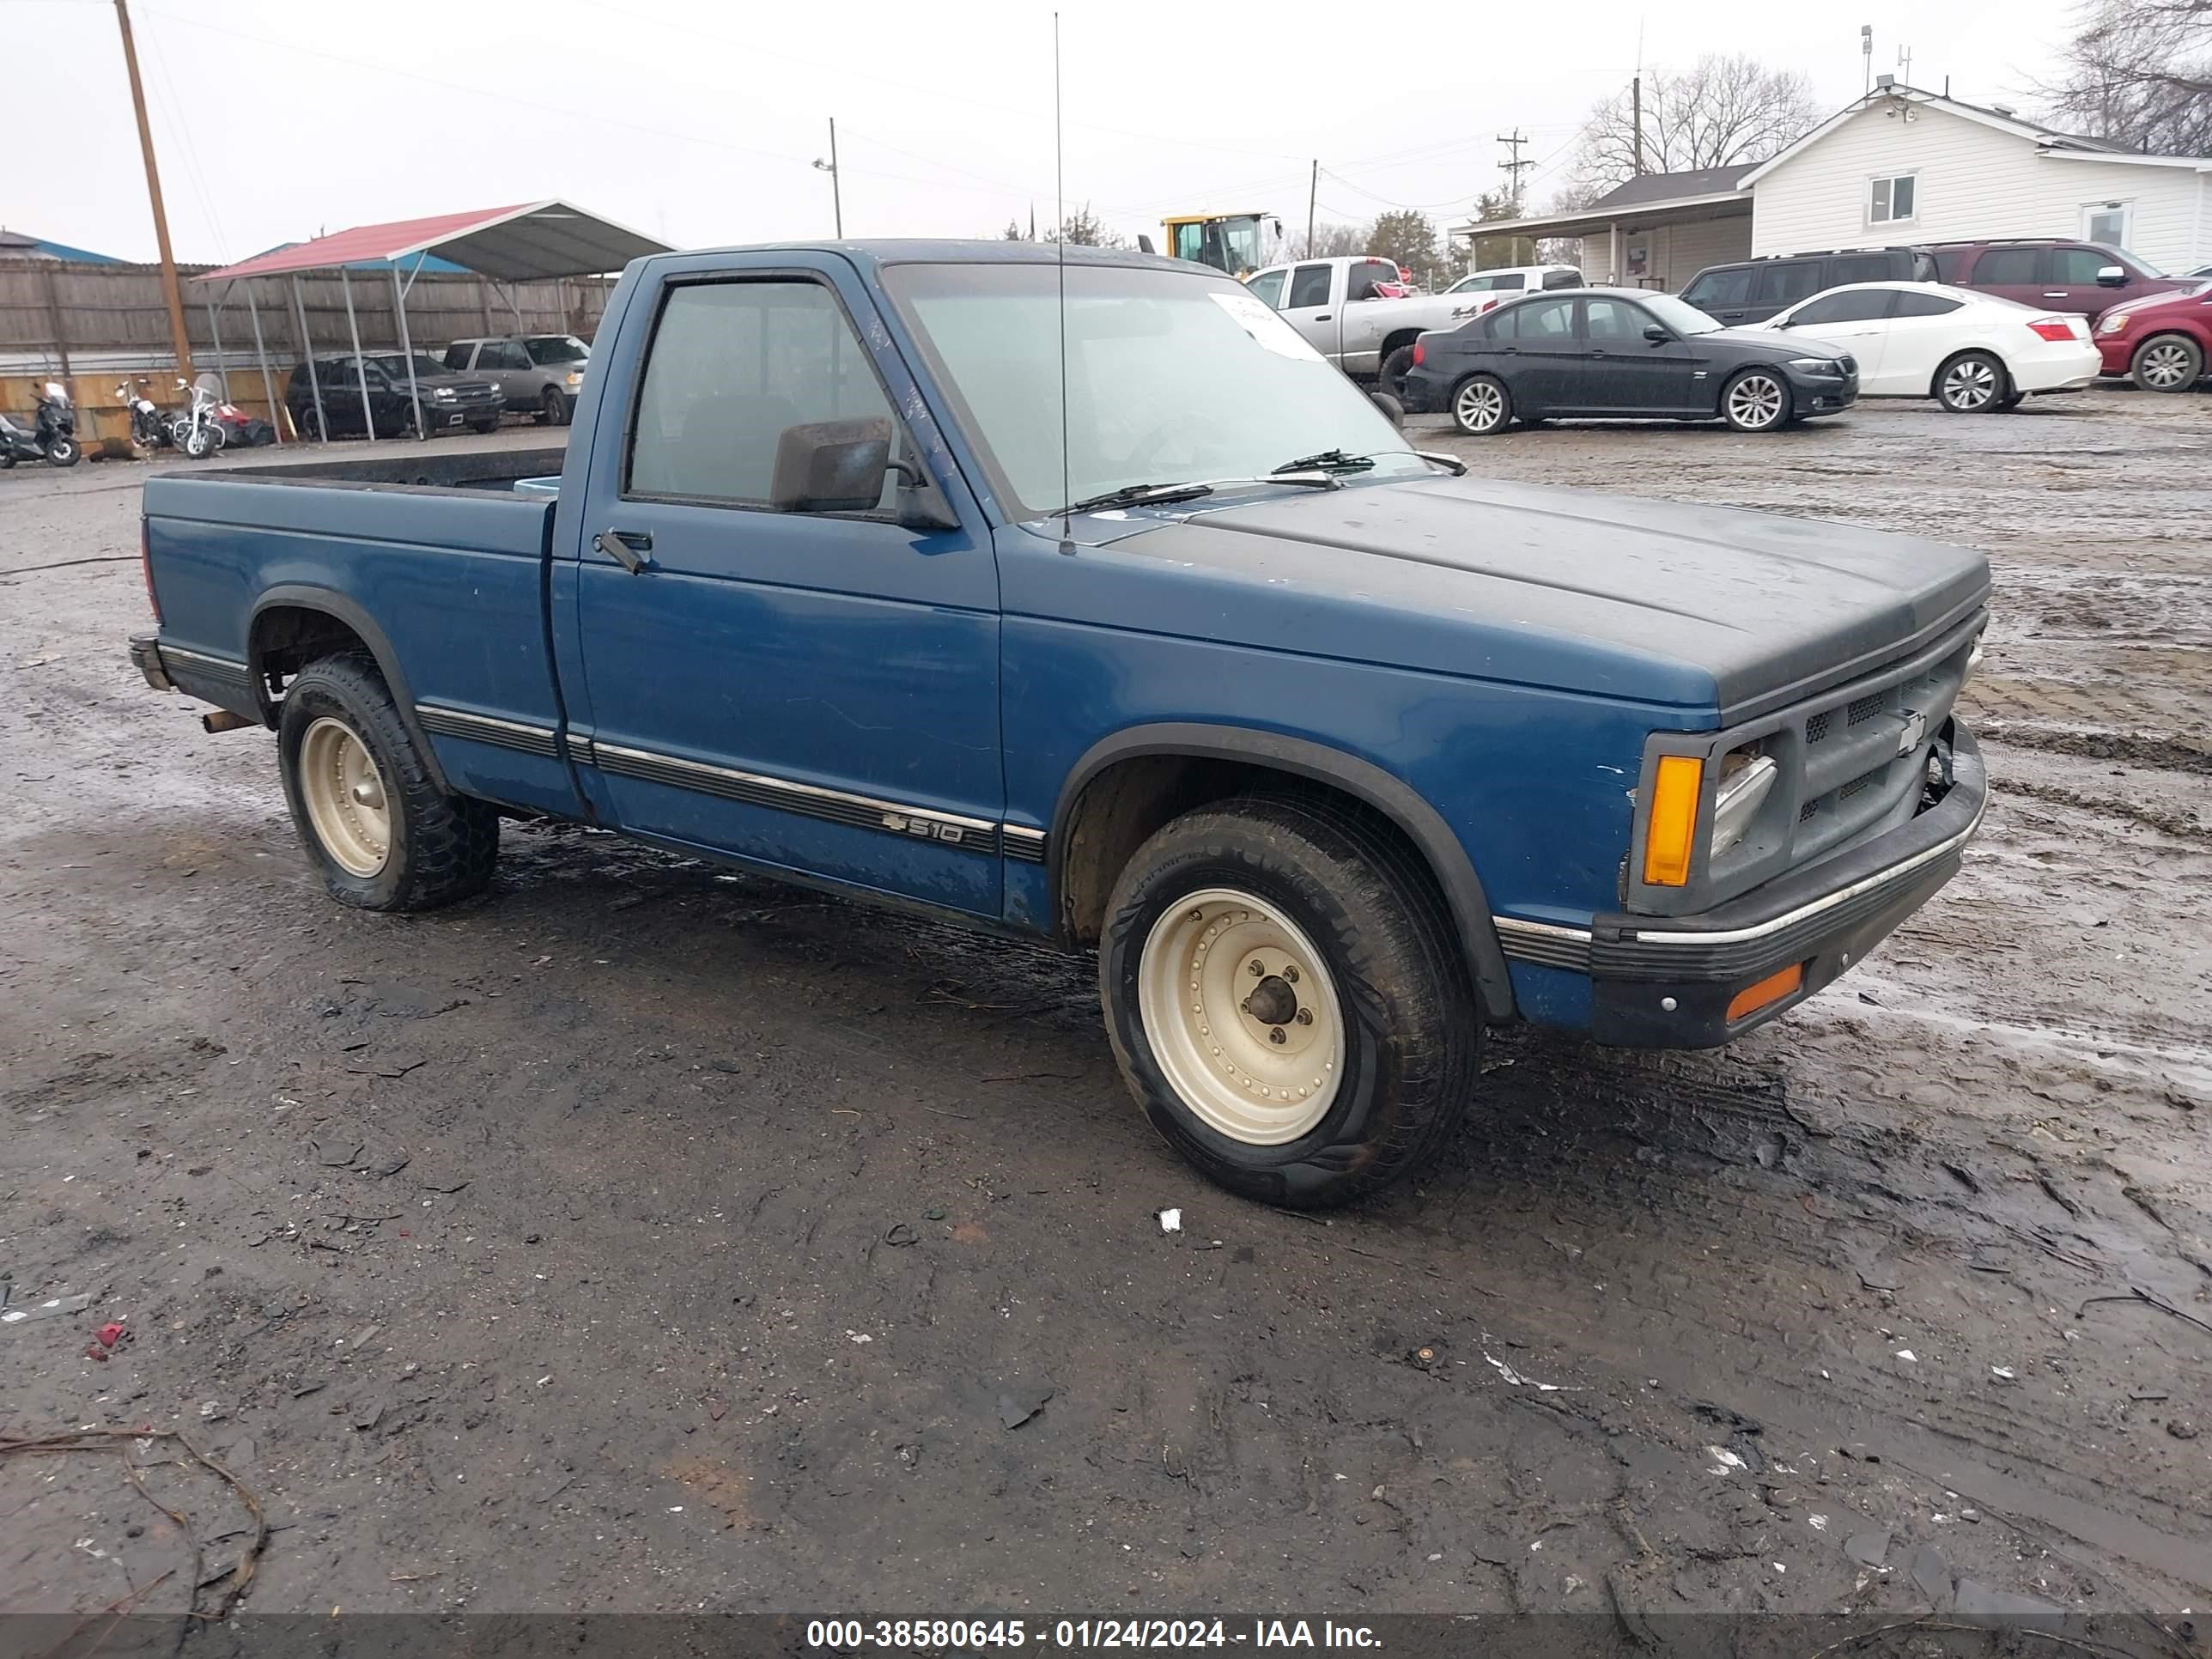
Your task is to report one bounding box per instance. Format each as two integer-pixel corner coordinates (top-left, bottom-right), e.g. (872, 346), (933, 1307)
(1570, 53), (1820, 191)
(1261, 220), (1370, 264)
(2041, 0), (2212, 153)
(1048, 204), (1127, 247)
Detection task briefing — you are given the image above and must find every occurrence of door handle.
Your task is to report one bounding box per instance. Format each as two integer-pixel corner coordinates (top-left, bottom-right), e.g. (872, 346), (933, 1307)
(2043, 291), (2069, 298)
(594, 529), (652, 574)
(1589, 349), (1608, 358)
(1313, 313), (1331, 321)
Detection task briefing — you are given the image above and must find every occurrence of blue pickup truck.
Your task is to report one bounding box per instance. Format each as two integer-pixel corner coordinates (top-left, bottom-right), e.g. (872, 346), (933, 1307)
(132, 240), (1990, 1207)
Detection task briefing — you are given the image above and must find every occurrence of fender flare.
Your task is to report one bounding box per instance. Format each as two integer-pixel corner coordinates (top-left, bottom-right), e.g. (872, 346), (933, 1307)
(1049, 722), (1517, 1023)
(247, 585), (456, 796)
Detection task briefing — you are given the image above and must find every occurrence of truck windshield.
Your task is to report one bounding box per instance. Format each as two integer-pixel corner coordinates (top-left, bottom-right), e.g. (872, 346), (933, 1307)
(525, 335), (590, 365)
(884, 262), (1422, 519)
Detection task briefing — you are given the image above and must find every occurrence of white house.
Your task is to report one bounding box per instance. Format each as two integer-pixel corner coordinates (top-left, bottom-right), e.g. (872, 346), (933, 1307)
(1448, 82), (2212, 290)
(1742, 82), (2209, 273)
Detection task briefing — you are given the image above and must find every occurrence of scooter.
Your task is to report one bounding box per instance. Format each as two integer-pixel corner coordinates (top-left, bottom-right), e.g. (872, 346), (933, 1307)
(117, 378), (171, 450)
(167, 374), (228, 460)
(0, 381), (79, 468)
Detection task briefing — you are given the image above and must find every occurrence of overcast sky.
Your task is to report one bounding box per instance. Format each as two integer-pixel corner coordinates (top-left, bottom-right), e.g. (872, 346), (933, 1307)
(11, 0), (2082, 264)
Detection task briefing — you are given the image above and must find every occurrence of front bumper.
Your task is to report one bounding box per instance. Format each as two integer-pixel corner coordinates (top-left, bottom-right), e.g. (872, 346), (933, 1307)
(1586, 720), (1985, 1047)
(1784, 364), (1857, 415)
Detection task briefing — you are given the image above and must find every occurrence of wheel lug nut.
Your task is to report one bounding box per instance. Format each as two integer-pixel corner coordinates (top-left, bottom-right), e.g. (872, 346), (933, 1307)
(1294, 1009), (1312, 1025)
(1240, 999), (1252, 1014)
(1284, 966), (1299, 983)
(1249, 961), (1264, 977)
(1268, 1027), (1286, 1045)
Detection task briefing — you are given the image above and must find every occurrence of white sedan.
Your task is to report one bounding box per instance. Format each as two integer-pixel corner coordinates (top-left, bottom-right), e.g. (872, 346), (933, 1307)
(1759, 282), (2103, 412)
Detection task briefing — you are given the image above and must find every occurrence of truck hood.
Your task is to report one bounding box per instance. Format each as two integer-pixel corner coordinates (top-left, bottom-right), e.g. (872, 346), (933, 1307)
(1058, 475), (1989, 720)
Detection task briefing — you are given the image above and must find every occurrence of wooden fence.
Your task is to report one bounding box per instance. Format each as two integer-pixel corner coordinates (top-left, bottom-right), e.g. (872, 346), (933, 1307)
(0, 256), (615, 375)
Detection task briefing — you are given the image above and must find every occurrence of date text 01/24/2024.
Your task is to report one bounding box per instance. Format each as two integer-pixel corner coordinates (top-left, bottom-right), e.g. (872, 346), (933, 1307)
(805, 1620), (1382, 1649)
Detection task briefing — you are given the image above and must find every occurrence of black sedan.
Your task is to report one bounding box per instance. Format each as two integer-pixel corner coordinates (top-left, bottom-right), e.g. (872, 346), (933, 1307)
(1401, 289), (1857, 435)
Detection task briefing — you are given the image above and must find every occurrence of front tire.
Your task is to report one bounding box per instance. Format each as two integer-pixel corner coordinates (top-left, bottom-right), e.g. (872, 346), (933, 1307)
(538, 387), (567, 426)
(2130, 333), (2203, 393)
(1450, 374), (1511, 436)
(183, 426), (212, 459)
(277, 653), (499, 912)
(1100, 796), (1480, 1209)
(1935, 350), (2007, 412)
(45, 437), (79, 467)
(1721, 368), (1790, 431)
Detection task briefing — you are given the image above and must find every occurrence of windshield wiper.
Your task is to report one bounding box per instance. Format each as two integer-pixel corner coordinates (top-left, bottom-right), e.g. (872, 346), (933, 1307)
(1059, 480), (1218, 515)
(1272, 448), (1374, 475)
(1058, 472), (1341, 516)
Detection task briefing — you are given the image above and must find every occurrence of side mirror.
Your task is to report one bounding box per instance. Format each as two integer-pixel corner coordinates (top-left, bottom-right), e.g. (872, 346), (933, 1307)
(1137, 234), (1156, 255)
(769, 418), (959, 530)
(770, 418), (892, 513)
(1369, 390), (1405, 428)
(1643, 323), (1671, 343)
(1771, 318), (1794, 329)
(2096, 264), (2126, 287)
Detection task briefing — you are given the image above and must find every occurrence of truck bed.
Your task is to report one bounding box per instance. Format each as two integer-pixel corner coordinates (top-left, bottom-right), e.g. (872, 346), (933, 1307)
(141, 443), (580, 819)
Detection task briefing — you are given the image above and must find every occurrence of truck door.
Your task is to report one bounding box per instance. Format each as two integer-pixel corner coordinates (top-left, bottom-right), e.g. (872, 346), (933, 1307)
(1279, 263), (1342, 364)
(567, 258), (1004, 917)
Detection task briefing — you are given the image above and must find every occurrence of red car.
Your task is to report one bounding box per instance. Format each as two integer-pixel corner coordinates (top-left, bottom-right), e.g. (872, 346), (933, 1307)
(2094, 283), (2212, 392)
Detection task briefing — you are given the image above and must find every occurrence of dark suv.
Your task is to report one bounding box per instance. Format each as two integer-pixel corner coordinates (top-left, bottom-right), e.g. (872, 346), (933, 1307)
(1680, 247), (1936, 325)
(1929, 240), (2188, 323)
(285, 355), (505, 441)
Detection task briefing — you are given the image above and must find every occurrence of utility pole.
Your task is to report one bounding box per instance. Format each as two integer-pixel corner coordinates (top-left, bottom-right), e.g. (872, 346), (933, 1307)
(114, 0), (193, 381)
(812, 117), (843, 237)
(1305, 159), (1317, 257)
(1496, 131), (1533, 209)
(1631, 76), (1644, 175)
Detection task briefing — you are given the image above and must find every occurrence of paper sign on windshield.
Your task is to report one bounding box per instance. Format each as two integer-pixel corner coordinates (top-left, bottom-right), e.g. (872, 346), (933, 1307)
(1208, 289), (1328, 362)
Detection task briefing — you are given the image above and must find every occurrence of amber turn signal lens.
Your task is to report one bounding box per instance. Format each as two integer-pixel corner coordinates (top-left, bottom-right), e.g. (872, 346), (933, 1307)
(1642, 755), (1703, 886)
(1725, 962), (1805, 1023)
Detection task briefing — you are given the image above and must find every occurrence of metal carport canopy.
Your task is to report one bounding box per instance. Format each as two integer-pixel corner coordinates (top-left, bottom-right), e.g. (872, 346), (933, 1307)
(194, 200), (670, 284)
(189, 201), (668, 448)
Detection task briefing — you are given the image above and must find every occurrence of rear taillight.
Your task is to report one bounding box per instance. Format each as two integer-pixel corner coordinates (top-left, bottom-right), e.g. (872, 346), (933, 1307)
(1411, 341), (1425, 366)
(2027, 317), (2078, 342)
(140, 518), (161, 623)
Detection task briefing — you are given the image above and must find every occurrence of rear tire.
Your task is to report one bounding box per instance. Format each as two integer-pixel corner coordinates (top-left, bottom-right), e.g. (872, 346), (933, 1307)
(277, 653), (499, 912)
(2130, 333), (2203, 393)
(1099, 795), (1480, 1209)
(1377, 345), (1416, 402)
(1935, 350), (2007, 413)
(1450, 374), (1510, 435)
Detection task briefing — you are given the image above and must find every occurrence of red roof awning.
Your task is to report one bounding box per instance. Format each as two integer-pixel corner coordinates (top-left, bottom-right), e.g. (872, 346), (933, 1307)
(197, 200), (669, 284)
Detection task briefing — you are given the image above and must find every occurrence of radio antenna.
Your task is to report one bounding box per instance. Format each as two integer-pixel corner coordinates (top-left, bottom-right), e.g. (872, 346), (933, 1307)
(1054, 10), (1073, 550)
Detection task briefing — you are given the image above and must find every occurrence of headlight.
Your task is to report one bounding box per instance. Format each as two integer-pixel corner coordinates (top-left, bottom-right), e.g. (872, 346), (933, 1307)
(1966, 632), (1984, 680)
(1710, 750), (1778, 860)
(2099, 313), (2128, 333)
(432, 387), (456, 400)
(1786, 357), (1842, 374)
(565, 370), (584, 386)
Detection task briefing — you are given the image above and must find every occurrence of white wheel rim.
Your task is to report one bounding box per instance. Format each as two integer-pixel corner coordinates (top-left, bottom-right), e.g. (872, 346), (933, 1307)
(300, 716), (392, 878)
(1945, 359), (1996, 408)
(1728, 374), (1784, 428)
(2142, 343), (2193, 388)
(1455, 380), (1504, 432)
(1137, 888), (1346, 1146)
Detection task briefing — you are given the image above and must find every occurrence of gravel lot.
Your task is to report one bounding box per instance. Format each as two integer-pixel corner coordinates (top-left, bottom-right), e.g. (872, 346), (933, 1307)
(2, 392), (2206, 1635)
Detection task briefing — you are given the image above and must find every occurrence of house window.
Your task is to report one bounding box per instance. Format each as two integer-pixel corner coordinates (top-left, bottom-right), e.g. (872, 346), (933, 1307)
(1869, 173), (1917, 224)
(2082, 201), (2131, 247)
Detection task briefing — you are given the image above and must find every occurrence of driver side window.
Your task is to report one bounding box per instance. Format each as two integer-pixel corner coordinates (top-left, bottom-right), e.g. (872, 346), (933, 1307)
(1245, 270), (1287, 309)
(628, 278), (902, 509)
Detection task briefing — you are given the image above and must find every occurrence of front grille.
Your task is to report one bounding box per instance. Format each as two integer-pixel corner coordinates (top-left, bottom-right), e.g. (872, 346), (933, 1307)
(1665, 613), (1980, 912)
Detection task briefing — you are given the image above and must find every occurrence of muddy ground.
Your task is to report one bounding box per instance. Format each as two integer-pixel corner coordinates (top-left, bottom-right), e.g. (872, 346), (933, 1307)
(1, 392), (2206, 1638)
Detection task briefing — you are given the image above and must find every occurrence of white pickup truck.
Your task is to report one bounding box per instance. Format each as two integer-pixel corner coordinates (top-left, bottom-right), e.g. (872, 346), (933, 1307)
(1244, 255), (1481, 396)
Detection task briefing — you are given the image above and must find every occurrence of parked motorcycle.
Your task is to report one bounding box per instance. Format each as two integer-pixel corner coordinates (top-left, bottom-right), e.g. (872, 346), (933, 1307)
(0, 381), (80, 468)
(167, 374), (228, 460)
(117, 378), (172, 450)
